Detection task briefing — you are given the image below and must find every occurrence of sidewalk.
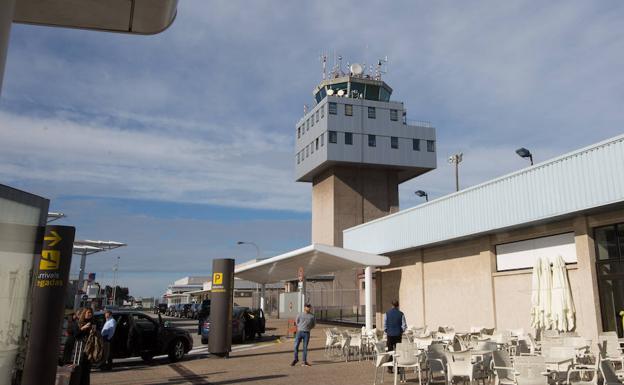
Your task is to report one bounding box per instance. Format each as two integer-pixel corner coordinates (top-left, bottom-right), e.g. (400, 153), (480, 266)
(91, 319), (381, 385)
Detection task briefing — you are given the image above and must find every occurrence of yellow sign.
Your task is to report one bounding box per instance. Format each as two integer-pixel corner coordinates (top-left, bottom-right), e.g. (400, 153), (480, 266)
(44, 230), (62, 247)
(213, 272), (223, 285)
(40, 250), (60, 270)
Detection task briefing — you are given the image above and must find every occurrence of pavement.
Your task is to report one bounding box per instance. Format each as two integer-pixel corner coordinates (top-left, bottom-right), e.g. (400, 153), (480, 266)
(91, 317), (391, 385)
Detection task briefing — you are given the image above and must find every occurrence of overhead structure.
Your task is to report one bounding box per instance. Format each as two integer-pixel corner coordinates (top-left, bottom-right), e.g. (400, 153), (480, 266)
(72, 239), (126, 310)
(235, 243), (390, 330)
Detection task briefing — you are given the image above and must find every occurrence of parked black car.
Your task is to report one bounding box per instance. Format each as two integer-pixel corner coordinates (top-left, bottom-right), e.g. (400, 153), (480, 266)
(93, 310), (193, 363)
(200, 307), (265, 344)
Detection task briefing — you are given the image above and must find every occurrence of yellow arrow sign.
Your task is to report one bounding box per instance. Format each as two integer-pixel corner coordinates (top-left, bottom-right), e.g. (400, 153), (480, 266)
(44, 230), (62, 247)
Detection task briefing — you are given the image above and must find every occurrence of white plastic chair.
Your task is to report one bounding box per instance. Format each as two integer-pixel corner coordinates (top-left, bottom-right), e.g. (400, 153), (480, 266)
(373, 342), (394, 385)
(446, 350), (484, 385)
(394, 343), (423, 385)
(514, 355), (549, 385)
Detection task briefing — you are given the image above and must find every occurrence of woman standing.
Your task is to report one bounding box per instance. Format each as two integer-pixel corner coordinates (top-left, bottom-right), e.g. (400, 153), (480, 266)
(72, 307), (94, 385)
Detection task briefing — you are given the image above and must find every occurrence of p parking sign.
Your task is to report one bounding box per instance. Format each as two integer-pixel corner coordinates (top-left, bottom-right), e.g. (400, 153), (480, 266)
(213, 272), (223, 285)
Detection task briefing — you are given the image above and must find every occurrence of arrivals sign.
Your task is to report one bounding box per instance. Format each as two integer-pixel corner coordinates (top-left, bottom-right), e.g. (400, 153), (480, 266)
(22, 225), (75, 385)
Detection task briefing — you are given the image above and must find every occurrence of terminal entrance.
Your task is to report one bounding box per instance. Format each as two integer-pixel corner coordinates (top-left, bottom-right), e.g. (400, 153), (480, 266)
(595, 223), (624, 337)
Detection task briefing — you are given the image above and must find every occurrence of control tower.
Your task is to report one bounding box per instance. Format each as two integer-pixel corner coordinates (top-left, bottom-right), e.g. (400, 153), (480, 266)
(295, 59), (437, 247)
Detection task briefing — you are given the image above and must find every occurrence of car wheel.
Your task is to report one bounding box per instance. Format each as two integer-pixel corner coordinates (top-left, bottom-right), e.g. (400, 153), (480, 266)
(141, 354), (154, 363)
(168, 339), (186, 362)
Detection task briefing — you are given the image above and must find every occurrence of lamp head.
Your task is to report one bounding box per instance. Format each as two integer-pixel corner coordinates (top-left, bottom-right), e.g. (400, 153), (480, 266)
(415, 190), (427, 197)
(516, 147), (532, 158)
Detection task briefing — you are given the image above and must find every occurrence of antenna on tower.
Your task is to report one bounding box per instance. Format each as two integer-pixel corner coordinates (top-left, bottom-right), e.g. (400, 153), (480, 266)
(320, 53), (327, 80)
(375, 56), (388, 80)
(338, 55), (343, 76)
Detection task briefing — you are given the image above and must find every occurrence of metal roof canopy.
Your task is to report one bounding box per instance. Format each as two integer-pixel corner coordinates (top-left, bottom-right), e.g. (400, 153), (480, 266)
(13, 0), (177, 34)
(234, 243), (390, 284)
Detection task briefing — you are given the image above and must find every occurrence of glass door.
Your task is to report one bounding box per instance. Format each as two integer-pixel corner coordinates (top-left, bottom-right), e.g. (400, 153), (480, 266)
(595, 224), (624, 337)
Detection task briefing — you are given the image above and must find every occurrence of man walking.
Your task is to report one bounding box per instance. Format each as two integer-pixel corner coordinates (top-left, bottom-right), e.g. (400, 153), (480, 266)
(384, 300), (406, 357)
(291, 303), (315, 367)
(100, 310), (117, 370)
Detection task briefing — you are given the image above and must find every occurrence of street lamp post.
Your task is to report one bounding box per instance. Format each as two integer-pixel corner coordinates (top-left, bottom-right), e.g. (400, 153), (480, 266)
(516, 147), (534, 166)
(112, 256), (120, 306)
(448, 153), (463, 192)
(415, 190), (429, 202)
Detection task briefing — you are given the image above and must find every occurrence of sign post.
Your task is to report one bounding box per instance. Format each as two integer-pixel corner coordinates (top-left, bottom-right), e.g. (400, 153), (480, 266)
(22, 225), (75, 385)
(297, 266), (305, 313)
(208, 258), (234, 358)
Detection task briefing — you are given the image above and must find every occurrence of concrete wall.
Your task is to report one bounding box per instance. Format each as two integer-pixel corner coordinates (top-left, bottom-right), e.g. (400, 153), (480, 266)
(376, 209), (624, 337)
(311, 166), (398, 247)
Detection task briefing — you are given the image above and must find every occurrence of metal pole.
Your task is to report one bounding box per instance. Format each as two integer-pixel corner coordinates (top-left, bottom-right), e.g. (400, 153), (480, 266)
(74, 250), (87, 311)
(364, 266), (373, 330)
(455, 161), (459, 192)
(0, 0), (15, 96)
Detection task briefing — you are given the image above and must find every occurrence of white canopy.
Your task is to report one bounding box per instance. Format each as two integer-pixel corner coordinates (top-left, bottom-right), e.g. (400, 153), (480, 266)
(234, 243), (391, 284)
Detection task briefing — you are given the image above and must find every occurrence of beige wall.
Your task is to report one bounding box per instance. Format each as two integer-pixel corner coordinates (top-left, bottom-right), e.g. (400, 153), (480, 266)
(376, 209), (624, 336)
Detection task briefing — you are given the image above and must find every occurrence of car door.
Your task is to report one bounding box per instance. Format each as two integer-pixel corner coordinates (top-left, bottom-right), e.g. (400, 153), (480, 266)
(130, 313), (159, 354)
(112, 314), (131, 358)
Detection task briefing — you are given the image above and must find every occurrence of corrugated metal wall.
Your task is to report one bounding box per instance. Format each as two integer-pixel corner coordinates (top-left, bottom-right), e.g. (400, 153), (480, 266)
(343, 134), (624, 254)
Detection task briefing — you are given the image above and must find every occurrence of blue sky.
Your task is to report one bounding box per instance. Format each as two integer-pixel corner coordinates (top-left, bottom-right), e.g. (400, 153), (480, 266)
(1, 1), (624, 297)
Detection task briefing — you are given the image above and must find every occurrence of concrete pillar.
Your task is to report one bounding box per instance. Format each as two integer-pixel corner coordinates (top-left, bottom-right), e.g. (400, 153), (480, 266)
(365, 266), (373, 330)
(0, 0), (15, 95)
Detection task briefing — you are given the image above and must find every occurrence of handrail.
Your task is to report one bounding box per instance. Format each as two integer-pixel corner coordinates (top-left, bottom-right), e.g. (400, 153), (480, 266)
(404, 119), (433, 128)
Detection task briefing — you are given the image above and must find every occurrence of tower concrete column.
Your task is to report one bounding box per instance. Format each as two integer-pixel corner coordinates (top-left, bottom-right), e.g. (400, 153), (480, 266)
(0, 0), (16, 95)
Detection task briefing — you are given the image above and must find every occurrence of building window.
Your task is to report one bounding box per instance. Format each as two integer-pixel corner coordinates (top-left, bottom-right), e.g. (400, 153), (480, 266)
(345, 104), (353, 116)
(316, 111), (319, 122)
(427, 140), (435, 152)
(368, 107), (376, 119)
(297, 127), (301, 139)
(311, 141), (314, 154)
(368, 134), (376, 147)
(390, 109), (398, 121)
(329, 130), (337, 143)
(296, 153), (299, 164)
(345, 132), (353, 145)
(306, 119), (309, 131)
(320, 105), (324, 118)
(311, 115), (314, 127)
(321, 133), (324, 146)
(391, 136), (398, 149)
(329, 102), (337, 115)
(413, 139), (420, 151)
(316, 138), (319, 150)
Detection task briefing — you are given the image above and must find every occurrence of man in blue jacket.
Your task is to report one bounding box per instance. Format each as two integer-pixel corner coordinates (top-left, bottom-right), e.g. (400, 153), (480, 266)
(384, 300), (406, 364)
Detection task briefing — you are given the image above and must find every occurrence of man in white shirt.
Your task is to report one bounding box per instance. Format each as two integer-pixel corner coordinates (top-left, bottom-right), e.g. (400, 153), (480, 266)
(100, 310), (117, 370)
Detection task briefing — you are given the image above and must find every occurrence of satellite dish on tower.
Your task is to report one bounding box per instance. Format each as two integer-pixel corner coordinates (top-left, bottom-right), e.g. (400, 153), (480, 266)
(337, 89), (345, 96)
(350, 63), (364, 75)
(326, 88), (335, 96)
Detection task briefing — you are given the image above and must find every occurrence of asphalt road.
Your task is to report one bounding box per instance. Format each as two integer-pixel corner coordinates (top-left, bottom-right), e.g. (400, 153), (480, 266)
(105, 311), (281, 371)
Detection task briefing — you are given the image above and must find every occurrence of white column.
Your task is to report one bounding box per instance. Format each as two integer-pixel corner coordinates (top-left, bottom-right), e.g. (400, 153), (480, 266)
(74, 251), (87, 310)
(260, 283), (266, 312)
(365, 266), (373, 331)
(0, 0), (15, 95)
(298, 279), (306, 313)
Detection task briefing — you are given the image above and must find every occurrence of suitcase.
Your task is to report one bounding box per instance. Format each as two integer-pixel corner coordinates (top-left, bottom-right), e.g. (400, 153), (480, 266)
(55, 340), (83, 385)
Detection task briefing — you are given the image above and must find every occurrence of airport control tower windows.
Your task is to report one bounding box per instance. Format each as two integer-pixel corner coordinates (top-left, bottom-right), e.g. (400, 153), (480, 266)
(345, 132), (353, 145)
(413, 139), (420, 151)
(297, 127), (301, 138)
(321, 133), (324, 146)
(427, 140), (435, 152)
(329, 131), (337, 144)
(368, 107), (376, 119)
(368, 135), (376, 147)
(345, 104), (353, 116)
(329, 102), (337, 115)
(316, 138), (319, 150)
(390, 109), (398, 121)
(365, 84), (380, 101)
(391, 136), (399, 149)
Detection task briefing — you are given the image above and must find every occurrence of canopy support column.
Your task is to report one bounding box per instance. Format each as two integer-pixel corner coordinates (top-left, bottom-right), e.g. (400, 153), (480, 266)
(260, 283), (266, 312)
(299, 278), (306, 313)
(365, 266), (373, 330)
